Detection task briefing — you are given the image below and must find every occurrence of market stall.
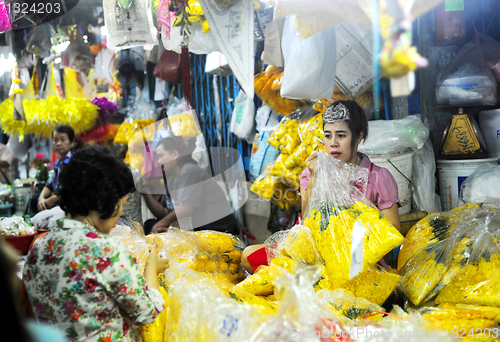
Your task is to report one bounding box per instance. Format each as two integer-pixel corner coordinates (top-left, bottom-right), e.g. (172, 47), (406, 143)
(1, 0), (500, 341)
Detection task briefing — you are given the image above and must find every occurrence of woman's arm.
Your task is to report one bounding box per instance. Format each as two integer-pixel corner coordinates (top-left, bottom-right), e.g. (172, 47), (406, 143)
(300, 171), (314, 217)
(380, 203), (401, 233)
(142, 193), (170, 219)
(37, 186), (53, 211)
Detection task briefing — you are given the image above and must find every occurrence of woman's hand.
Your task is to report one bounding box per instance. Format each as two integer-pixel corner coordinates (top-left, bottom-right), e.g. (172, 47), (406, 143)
(305, 151), (319, 172)
(145, 246), (170, 274)
(151, 223), (169, 234)
(37, 197), (48, 211)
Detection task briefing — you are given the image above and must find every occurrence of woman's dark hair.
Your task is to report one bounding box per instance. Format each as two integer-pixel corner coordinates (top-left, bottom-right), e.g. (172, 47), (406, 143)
(58, 145), (135, 220)
(323, 100), (369, 154)
(52, 125), (84, 152)
(157, 136), (196, 168)
(0, 238), (33, 342)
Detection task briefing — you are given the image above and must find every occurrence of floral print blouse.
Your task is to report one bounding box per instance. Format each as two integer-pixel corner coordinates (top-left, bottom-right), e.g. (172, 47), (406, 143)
(23, 219), (165, 342)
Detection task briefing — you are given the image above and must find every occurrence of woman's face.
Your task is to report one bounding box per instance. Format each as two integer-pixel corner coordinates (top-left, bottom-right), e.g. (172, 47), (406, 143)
(94, 194), (130, 235)
(53, 132), (75, 156)
(323, 122), (358, 164)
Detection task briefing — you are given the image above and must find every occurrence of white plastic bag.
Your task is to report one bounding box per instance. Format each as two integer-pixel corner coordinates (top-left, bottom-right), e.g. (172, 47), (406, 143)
(459, 163), (500, 205)
(161, 23), (218, 54)
(280, 15), (337, 100)
(191, 134), (210, 171)
(412, 140), (442, 214)
(230, 90), (256, 143)
(358, 116), (430, 152)
(205, 51), (232, 76)
(255, 105), (280, 134)
(104, 0), (156, 50)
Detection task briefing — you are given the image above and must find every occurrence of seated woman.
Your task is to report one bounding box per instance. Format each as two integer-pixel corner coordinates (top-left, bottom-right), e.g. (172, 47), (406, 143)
(36, 125), (82, 212)
(23, 145), (169, 342)
(242, 100), (401, 274)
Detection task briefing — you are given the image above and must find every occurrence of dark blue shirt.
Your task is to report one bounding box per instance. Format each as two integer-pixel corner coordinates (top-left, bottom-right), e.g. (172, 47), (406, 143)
(45, 151), (73, 193)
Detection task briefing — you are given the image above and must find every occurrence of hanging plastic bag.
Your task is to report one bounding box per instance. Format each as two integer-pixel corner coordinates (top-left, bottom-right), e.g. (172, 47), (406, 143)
(436, 30), (498, 107)
(263, 19), (285, 67)
(161, 23), (218, 55)
(250, 132), (280, 180)
(255, 105), (280, 134)
(358, 116), (430, 152)
(412, 139), (442, 214)
(280, 15), (336, 100)
(250, 164), (301, 210)
(166, 98), (202, 139)
(104, 0), (156, 50)
(458, 163), (500, 206)
(302, 152), (404, 288)
(65, 29), (93, 74)
(230, 89), (256, 143)
(191, 134), (210, 171)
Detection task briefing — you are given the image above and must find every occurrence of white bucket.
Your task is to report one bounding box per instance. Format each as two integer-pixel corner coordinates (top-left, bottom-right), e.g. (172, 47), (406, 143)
(437, 158), (499, 211)
(479, 109), (500, 158)
(364, 149), (415, 215)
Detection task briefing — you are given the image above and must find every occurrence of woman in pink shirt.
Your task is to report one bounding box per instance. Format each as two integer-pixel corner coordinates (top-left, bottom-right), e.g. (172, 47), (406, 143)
(242, 100), (401, 273)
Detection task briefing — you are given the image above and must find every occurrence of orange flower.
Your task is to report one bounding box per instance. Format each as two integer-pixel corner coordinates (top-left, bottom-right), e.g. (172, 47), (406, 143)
(89, 266), (94, 272)
(100, 337), (112, 342)
(69, 260), (79, 269)
(104, 247), (111, 253)
(46, 240), (55, 251)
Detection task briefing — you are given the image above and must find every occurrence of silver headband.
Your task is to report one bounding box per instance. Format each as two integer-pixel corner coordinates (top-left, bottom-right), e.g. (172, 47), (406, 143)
(323, 103), (350, 123)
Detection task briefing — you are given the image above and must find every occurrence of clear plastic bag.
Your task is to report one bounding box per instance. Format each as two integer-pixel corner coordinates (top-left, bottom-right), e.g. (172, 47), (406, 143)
(250, 266), (352, 341)
(0, 216), (35, 236)
(280, 15), (337, 100)
(161, 23), (218, 55)
(342, 265), (401, 306)
(269, 152), (301, 189)
(412, 139), (442, 214)
(316, 288), (385, 322)
(436, 228), (500, 307)
(250, 132), (280, 180)
(145, 228), (243, 284)
(255, 105), (280, 134)
(302, 152), (404, 287)
(358, 116), (430, 152)
(276, 225), (323, 265)
(266, 117), (301, 154)
(110, 224), (150, 273)
(166, 98), (202, 139)
(250, 165), (301, 210)
(104, 0), (156, 50)
(397, 205), (479, 271)
(459, 163), (500, 206)
(163, 259), (274, 342)
(436, 30), (499, 107)
(398, 238), (454, 306)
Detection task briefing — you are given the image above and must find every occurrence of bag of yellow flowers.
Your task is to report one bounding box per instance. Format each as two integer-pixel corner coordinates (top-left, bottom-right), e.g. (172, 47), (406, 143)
(302, 152), (404, 288)
(163, 259), (274, 342)
(250, 265), (353, 341)
(398, 237), (455, 306)
(437, 227), (500, 307)
(398, 205), (482, 271)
